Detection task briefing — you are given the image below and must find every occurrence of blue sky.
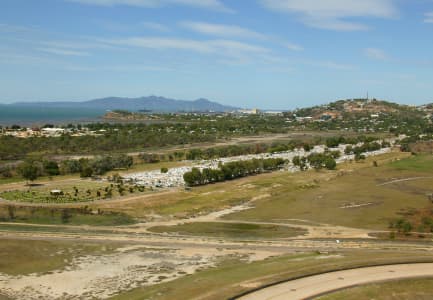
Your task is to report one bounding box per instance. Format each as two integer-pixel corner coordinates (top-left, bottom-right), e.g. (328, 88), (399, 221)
(1, 0), (433, 109)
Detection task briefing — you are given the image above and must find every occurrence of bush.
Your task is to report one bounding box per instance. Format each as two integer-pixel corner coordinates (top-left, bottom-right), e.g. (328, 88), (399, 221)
(80, 166), (93, 178)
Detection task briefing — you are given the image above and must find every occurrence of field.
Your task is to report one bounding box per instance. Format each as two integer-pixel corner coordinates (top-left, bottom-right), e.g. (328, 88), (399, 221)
(0, 179), (149, 204)
(0, 238), (118, 276)
(222, 153), (433, 230)
(110, 250), (433, 300)
(318, 278), (433, 300)
(0, 151), (432, 299)
(148, 222), (307, 239)
(90, 151), (433, 231)
(0, 205), (135, 226)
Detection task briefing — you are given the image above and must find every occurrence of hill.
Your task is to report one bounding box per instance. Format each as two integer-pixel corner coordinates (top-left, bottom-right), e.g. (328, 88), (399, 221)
(11, 96), (238, 113)
(293, 98), (420, 118)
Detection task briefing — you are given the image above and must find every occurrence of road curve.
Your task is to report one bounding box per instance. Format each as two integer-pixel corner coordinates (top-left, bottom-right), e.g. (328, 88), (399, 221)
(237, 263), (433, 300)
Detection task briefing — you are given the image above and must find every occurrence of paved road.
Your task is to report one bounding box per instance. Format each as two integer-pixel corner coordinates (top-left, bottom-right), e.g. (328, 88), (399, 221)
(238, 263), (433, 300)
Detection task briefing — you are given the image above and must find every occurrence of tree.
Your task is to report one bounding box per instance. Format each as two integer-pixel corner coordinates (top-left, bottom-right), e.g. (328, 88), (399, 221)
(324, 157), (337, 170)
(402, 221), (413, 235)
(354, 153), (366, 161)
(18, 161), (40, 184)
(44, 160), (60, 176)
(80, 166), (93, 178)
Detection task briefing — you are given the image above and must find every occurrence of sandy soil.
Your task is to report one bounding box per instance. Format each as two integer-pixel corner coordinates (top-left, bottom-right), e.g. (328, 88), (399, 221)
(238, 263), (433, 300)
(0, 243), (281, 300)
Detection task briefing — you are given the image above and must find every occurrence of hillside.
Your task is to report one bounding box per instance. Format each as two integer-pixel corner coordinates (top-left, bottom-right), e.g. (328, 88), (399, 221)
(293, 98), (420, 118)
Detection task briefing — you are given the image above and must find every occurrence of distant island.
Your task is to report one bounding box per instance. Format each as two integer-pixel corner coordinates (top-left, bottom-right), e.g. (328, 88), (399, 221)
(10, 96), (239, 113)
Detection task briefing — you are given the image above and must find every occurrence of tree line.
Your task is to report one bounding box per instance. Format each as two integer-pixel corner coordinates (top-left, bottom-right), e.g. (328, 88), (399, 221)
(16, 154), (133, 183)
(183, 158), (286, 186)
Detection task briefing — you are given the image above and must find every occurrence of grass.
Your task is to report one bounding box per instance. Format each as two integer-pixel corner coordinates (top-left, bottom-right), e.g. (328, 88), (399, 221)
(110, 250), (433, 300)
(92, 180), (255, 218)
(0, 205), (136, 226)
(148, 222), (307, 240)
(221, 152), (433, 230)
(390, 154), (433, 172)
(0, 238), (118, 276)
(317, 278), (433, 300)
(0, 180), (147, 204)
(6, 152), (430, 231)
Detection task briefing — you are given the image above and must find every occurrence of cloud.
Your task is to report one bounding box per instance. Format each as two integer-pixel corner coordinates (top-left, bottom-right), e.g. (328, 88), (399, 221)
(103, 37), (214, 53)
(102, 36), (270, 55)
(93, 20), (170, 32)
(180, 21), (266, 39)
(286, 42), (303, 51)
(37, 47), (90, 56)
(66, 0), (234, 12)
(41, 40), (119, 50)
(424, 12), (433, 23)
(308, 60), (354, 70)
(0, 23), (36, 33)
(141, 22), (170, 32)
(260, 0), (398, 31)
(364, 48), (389, 61)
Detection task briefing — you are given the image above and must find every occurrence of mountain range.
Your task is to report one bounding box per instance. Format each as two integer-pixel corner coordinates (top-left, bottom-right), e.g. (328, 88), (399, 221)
(10, 96), (238, 113)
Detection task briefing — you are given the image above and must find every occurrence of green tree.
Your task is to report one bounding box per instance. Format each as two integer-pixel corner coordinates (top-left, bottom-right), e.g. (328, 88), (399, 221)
(43, 160), (60, 176)
(18, 161), (40, 184)
(325, 157), (337, 170)
(80, 166), (93, 178)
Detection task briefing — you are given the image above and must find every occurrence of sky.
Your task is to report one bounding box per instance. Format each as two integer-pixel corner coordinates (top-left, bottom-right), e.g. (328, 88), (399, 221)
(1, 0), (433, 109)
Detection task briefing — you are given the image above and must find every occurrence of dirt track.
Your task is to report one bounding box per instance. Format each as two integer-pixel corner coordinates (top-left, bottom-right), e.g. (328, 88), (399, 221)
(238, 263), (433, 300)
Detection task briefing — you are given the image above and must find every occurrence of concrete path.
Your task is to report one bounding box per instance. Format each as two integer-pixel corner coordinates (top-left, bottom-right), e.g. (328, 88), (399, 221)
(238, 263), (433, 300)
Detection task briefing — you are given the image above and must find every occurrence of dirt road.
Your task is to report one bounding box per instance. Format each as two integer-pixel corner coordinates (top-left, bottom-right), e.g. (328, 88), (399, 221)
(238, 263), (433, 300)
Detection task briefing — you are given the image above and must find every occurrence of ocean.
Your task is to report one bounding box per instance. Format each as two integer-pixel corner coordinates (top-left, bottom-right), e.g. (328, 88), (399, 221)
(0, 106), (104, 126)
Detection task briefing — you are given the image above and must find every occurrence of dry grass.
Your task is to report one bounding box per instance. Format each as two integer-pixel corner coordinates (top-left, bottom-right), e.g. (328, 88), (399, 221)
(317, 277), (433, 300)
(110, 250), (433, 300)
(0, 238), (118, 275)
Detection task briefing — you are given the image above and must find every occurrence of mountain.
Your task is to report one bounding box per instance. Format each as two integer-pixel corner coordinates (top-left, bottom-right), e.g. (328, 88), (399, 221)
(12, 96), (238, 113)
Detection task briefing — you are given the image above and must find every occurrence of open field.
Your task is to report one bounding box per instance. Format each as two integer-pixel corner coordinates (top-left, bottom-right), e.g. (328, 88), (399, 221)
(2, 151), (431, 230)
(0, 238), (118, 276)
(222, 153), (433, 230)
(110, 251), (433, 300)
(148, 222), (307, 240)
(317, 278), (433, 300)
(0, 151), (432, 299)
(0, 206), (135, 226)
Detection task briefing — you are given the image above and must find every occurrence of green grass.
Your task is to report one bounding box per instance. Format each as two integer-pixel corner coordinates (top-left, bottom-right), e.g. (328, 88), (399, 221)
(0, 205), (136, 226)
(222, 153), (433, 230)
(148, 222), (307, 240)
(110, 250), (433, 300)
(390, 154), (433, 172)
(0, 181), (147, 204)
(318, 278), (433, 300)
(0, 238), (118, 275)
